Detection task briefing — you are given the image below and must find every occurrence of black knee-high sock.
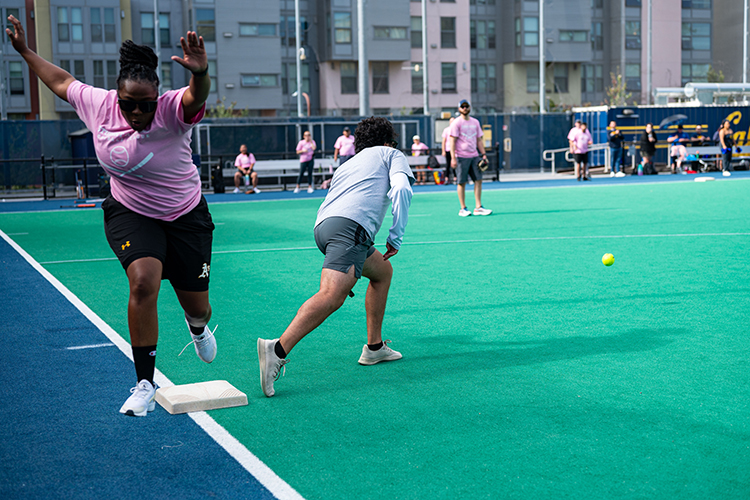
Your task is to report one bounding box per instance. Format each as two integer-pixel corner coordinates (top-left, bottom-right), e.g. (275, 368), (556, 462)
(132, 345), (157, 384)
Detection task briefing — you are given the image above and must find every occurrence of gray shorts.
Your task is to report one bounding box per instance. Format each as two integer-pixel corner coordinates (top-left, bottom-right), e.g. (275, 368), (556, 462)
(314, 217), (375, 279)
(457, 156), (481, 184)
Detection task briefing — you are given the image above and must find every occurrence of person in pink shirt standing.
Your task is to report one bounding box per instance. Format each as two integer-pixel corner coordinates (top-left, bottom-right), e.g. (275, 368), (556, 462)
(7, 16), (216, 417)
(573, 122), (594, 181)
(449, 99), (492, 217)
(333, 127), (355, 165)
(294, 130), (317, 193)
(411, 135), (430, 185)
(233, 144), (259, 194)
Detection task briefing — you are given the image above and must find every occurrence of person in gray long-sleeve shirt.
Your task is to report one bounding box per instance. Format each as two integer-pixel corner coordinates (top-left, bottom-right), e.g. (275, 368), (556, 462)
(257, 117), (415, 397)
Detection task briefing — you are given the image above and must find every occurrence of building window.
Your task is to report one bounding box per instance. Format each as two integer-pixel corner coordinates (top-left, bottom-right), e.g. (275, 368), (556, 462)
(524, 17), (539, 46)
(91, 8), (116, 43)
(553, 64), (569, 93)
(374, 27), (407, 40)
(58, 7), (83, 42)
(470, 0), (496, 4)
(61, 60), (85, 83)
(441, 62), (456, 93)
(161, 61), (172, 91)
(411, 63), (423, 94)
(241, 74), (279, 87)
(625, 0), (641, 5)
(239, 23), (277, 36)
(141, 13), (154, 45)
(591, 22), (603, 51)
(682, 63), (709, 86)
(372, 62), (389, 94)
(682, 0), (710, 8)
(471, 64), (496, 94)
(334, 13), (352, 44)
(93, 60), (104, 88)
(515, 18), (521, 47)
(159, 14), (170, 46)
(5, 9), (19, 33)
(471, 64), (477, 93)
(341, 62), (357, 94)
(196, 9), (215, 42)
(281, 16), (306, 47)
(488, 21), (496, 49)
(559, 30), (587, 42)
(208, 61), (217, 93)
(625, 21), (641, 49)
(581, 64), (603, 93)
(471, 21), (494, 49)
(282, 63), (310, 95)
(9, 61), (24, 95)
(527, 64), (539, 93)
(682, 23), (710, 51)
(625, 63), (641, 91)
(440, 17), (456, 48)
(591, 0), (603, 7)
(411, 17), (422, 48)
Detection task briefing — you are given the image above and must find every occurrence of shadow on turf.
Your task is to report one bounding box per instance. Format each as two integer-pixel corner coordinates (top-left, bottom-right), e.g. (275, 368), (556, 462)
(408, 328), (683, 370)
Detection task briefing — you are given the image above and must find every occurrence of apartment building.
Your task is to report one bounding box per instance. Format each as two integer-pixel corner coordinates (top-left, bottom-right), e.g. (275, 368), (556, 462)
(0, 0), (733, 119)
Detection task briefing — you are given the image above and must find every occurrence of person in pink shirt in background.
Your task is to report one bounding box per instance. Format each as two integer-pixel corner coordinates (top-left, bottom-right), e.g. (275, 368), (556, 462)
(7, 16), (216, 417)
(441, 117), (456, 184)
(450, 99), (492, 217)
(573, 122), (594, 181)
(333, 127), (356, 165)
(233, 144), (259, 194)
(294, 130), (317, 193)
(411, 135), (430, 185)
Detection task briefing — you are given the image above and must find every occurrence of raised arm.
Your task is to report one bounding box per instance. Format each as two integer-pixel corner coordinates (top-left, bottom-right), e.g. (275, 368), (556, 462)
(6, 15), (76, 101)
(172, 31), (210, 122)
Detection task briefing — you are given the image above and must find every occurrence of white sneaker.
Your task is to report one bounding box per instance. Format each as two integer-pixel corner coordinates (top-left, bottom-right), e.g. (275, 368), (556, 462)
(473, 206), (492, 216)
(119, 380), (157, 417)
(258, 338), (289, 397)
(233, 187), (241, 194)
(180, 321), (217, 363)
(615, 171), (626, 178)
(609, 171), (615, 177)
(253, 187), (261, 194)
(723, 170), (731, 177)
(358, 340), (402, 365)
(293, 187), (300, 194)
(307, 186), (314, 193)
(458, 208), (472, 217)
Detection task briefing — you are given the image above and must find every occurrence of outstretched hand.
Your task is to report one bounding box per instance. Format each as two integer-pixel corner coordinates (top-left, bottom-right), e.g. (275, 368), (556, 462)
(6, 15), (29, 54)
(171, 31), (207, 73)
(383, 242), (399, 261)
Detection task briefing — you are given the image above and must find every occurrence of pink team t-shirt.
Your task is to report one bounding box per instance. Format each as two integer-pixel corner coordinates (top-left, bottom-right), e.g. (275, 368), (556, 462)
(334, 135), (356, 156)
(297, 139), (317, 162)
(449, 117), (483, 158)
(573, 129), (593, 154)
(67, 81), (204, 221)
(411, 142), (430, 156)
(235, 153), (256, 168)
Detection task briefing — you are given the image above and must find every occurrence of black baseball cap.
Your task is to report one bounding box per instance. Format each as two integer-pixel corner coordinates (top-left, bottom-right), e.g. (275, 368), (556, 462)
(343, 127), (350, 132)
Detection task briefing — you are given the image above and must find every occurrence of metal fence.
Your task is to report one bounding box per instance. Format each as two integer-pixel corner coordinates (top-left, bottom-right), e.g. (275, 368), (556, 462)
(0, 113), (575, 197)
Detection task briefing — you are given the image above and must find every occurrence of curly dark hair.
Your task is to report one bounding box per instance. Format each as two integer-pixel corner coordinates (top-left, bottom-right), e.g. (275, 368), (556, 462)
(354, 117), (398, 154)
(117, 40), (160, 90)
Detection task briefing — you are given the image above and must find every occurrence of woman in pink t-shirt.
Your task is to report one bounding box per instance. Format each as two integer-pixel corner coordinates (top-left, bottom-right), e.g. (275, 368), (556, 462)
(294, 130), (317, 193)
(7, 16), (216, 417)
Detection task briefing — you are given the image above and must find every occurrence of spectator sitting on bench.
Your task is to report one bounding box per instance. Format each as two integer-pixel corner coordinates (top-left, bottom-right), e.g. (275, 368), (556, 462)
(667, 125), (689, 174)
(691, 125), (708, 146)
(234, 144), (259, 194)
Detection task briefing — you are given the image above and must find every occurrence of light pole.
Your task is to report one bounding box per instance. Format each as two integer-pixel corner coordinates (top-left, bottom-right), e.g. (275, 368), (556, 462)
(154, 0), (162, 94)
(357, 0), (369, 116)
(744, 0), (748, 84)
(294, 0), (304, 117)
(421, 0), (429, 115)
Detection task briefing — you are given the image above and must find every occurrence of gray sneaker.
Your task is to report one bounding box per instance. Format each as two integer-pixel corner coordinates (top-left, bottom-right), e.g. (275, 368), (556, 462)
(119, 380), (157, 417)
(358, 340), (403, 366)
(181, 320), (217, 363)
(258, 338), (289, 397)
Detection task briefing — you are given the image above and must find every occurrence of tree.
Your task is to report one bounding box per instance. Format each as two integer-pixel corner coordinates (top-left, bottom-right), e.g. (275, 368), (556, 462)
(207, 96), (249, 118)
(604, 73), (632, 107)
(707, 66), (725, 83)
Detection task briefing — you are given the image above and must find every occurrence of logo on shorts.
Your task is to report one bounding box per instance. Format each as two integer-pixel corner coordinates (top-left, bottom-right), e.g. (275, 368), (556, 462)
(121, 241), (130, 251)
(198, 263), (210, 279)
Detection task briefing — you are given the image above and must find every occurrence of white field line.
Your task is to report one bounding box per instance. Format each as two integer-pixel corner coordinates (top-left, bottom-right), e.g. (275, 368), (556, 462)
(0, 229), (305, 500)
(37, 231), (750, 265)
(66, 343), (115, 350)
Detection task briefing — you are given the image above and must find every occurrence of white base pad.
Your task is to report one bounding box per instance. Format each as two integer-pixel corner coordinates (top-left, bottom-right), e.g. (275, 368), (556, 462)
(694, 176), (716, 182)
(155, 380), (248, 414)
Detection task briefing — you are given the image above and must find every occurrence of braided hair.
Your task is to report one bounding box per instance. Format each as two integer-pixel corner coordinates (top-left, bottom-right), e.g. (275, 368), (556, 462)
(354, 117), (397, 154)
(116, 40), (160, 90)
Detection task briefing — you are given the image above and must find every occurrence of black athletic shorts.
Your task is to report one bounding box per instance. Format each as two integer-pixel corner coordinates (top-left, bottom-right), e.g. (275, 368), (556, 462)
(102, 195), (215, 292)
(575, 152), (589, 164)
(456, 156), (481, 184)
(314, 217), (375, 279)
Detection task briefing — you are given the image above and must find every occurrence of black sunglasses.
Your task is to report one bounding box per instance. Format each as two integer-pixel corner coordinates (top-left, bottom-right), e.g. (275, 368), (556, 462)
(118, 99), (158, 113)
(460, 104), (471, 109)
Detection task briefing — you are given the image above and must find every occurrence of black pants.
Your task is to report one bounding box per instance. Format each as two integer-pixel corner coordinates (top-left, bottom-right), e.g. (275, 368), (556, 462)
(297, 159), (315, 185)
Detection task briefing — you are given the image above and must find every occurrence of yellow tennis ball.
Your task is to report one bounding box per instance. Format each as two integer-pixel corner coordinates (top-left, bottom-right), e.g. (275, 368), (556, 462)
(602, 253), (615, 266)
